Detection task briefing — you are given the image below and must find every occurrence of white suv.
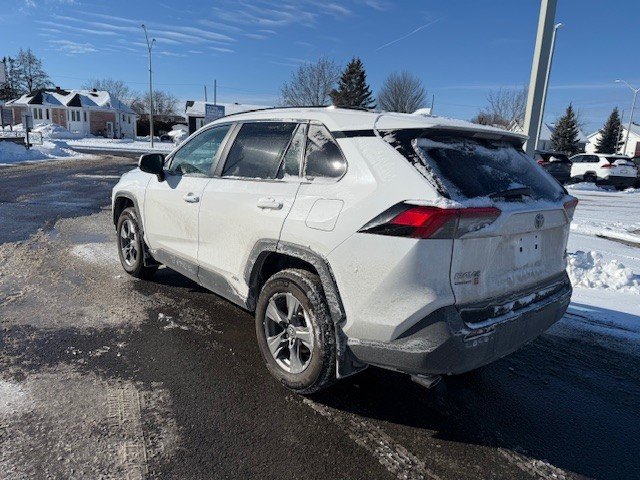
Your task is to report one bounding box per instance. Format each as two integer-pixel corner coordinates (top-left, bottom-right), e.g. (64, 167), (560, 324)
(112, 107), (576, 393)
(569, 153), (637, 189)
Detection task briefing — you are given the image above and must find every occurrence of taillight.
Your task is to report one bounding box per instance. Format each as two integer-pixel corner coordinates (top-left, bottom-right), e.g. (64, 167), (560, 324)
(563, 197), (578, 220)
(601, 164), (613, 169)
(537, 159), (547, 165)
(359, 204), (501, 239)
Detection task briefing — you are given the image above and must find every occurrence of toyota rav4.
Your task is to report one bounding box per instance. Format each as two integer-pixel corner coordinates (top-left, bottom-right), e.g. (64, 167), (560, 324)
(112, 107), (576, 393)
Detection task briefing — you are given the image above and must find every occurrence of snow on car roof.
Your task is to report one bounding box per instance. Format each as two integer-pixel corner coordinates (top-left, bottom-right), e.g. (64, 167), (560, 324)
(209, 106), (526, 140)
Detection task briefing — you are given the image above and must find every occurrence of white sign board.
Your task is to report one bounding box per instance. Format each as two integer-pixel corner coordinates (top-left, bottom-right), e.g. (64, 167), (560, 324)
(204, 103), (225, 124)
(0, 62), (6, 84)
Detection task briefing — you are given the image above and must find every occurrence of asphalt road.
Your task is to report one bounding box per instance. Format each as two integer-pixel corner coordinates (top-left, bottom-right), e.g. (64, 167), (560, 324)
(1, 155), (639, 480)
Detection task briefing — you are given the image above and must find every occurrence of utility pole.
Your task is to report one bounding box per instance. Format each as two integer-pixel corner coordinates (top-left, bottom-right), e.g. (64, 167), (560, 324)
(523, 0), (558, 156)
(214, 79), (217, 105)
(615, 79), (639, 156)
(141, 24), (156, 148)
(535, 22), (563, 150)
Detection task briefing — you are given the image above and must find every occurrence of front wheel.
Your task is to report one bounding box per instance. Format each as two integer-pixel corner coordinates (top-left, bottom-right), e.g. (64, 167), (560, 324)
(116, 207), (158, 279)
(255, 269), (336, 394)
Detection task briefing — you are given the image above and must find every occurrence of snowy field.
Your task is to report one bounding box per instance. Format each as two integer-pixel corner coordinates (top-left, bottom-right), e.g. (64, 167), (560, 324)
(560, 183), (640, 346)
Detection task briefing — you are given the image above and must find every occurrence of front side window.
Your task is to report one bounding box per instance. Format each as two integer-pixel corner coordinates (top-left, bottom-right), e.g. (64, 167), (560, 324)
(169, 124), (230, 176)
(222, 122), (297, 179)
(304, 124), (347, 179)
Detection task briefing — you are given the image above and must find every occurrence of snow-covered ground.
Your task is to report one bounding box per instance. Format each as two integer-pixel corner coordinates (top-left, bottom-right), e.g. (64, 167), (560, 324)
(558, 183), (640, 346)
(0, 123), (174, 165)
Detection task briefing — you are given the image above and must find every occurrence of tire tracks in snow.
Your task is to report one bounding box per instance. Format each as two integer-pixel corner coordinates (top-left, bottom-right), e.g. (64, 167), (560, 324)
(302, 398), (442, 480)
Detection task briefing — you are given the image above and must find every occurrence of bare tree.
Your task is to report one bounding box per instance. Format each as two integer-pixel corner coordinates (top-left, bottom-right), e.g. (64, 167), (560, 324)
(82, 78), (134, 104)
(14, 48), (51, 94)
(130, 90), (178, 118)
(378, 70), (427, 113)
(471, 87), (527, 128)
(280, 57), (340, 106)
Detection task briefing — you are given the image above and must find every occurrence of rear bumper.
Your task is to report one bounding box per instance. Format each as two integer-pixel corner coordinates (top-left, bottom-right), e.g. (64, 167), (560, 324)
(600, 175), (636, 188)
(348, 273), (572, 376)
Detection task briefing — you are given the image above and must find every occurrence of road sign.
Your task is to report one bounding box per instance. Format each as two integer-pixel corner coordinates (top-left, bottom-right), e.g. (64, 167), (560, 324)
(204, 103), (225, 124)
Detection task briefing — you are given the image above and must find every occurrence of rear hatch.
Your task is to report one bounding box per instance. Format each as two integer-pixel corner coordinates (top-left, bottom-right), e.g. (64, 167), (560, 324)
(605, 156), (637, 178)
(383, 130), (574, 308)
(536, 152), (571, 176)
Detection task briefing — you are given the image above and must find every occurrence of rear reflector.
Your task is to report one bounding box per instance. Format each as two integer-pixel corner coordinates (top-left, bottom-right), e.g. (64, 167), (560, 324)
(359, 204), (501, 239)
(563, 197), (578, 220)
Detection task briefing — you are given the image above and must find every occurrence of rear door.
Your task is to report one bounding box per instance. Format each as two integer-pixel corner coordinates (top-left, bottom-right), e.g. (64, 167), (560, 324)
(411, 135), (570, 305)
(197, 122), (302, 301)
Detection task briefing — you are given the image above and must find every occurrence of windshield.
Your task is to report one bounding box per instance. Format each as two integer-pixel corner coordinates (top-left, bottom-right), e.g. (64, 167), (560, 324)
(382, 130), (564, 201)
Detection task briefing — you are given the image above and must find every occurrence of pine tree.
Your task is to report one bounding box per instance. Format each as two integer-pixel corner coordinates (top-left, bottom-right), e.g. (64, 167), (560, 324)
(0, 57), (20, 101)
(595, 107), (623, 154)
(550, 103), (581, 155)
(330, 57), (375, 109)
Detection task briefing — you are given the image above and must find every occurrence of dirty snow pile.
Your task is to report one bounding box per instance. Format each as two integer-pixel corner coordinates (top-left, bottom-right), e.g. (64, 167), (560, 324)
(0, 140), (79, 165)
(567, 250), (640, 293)
(33, 123), (85, 140)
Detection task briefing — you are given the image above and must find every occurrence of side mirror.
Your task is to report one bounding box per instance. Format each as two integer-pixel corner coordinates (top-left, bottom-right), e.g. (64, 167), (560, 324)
(139, 153), (165, 181)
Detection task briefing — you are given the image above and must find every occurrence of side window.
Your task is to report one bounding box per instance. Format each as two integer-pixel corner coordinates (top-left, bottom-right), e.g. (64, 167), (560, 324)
(277, 124), (305, 179)
(222, 122), (297, 179)
(169, 124), (230, 176)
(304, 124), (347, 179)
(587, 155), (600, 163)
(572, 155), (583, 163)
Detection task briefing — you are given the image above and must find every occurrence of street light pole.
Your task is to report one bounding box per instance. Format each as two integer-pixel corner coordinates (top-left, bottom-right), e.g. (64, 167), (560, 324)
(535, 22), (563, 150)
(523, 0), (558, 156)
(616, 79), (639, 156)
(141, 24), (156, 149)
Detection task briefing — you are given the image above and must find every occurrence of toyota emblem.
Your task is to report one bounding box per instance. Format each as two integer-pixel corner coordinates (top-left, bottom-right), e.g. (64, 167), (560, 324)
(534, 213), (545, 229)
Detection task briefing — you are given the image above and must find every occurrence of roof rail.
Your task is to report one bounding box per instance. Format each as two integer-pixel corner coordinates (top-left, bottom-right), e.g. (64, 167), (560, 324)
(216, 104), (376, 120)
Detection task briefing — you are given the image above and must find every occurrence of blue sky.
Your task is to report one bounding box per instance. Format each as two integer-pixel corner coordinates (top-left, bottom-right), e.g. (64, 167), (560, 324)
(2, 0), (639, 133)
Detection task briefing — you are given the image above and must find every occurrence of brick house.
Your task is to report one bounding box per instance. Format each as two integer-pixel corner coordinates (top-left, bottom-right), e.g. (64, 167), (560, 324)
(4, 87), (137, 138)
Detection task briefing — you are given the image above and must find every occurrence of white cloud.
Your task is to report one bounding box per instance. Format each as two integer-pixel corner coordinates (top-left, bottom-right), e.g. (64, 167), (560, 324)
(49, 39), (97, 54)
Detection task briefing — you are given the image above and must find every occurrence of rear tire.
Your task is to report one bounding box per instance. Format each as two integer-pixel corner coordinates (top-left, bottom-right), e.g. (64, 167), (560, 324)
(584, 173), (597, 184)
(255, 269), (336, 394)
(116, 207), (158, 280)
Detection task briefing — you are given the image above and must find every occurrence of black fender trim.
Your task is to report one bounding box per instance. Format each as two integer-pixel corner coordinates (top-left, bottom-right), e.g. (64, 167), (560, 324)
(112, 192), (157, 267)
(245, 239), (366, 379)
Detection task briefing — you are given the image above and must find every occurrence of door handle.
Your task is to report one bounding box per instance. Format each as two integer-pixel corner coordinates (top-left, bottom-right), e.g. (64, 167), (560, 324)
(183, 193), (200, 203)
(257, 197), (283, 210)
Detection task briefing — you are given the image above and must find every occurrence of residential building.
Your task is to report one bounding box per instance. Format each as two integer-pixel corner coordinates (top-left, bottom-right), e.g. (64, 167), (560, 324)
(5, 87), (137, 138)
(585, 123), (640, 157)
(184, 101), (270, 134)
(510, 121), (588, 152)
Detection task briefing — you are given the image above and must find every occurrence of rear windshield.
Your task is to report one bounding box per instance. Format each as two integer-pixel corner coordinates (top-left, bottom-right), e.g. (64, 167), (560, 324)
(383, 130), (564, 201)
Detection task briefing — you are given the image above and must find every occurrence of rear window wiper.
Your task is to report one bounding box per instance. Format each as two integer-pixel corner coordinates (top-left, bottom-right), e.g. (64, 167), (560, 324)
(489, 187), (534, 200)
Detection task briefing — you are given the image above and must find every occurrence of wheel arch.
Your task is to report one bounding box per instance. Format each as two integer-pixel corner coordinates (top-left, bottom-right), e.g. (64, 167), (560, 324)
(245, 240), (365, 379)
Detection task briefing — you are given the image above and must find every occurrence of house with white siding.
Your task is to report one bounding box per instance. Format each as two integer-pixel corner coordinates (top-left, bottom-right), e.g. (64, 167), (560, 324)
(5, 87), (137, 138)
(585, 123), (640, 157)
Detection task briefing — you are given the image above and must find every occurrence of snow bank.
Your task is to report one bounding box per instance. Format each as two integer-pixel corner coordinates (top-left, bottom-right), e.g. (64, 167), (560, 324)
(33, 123), (85, 140)
(566, 182), (603, 192)
(0, 140), (79, 165)
(567, 250), (640, 292)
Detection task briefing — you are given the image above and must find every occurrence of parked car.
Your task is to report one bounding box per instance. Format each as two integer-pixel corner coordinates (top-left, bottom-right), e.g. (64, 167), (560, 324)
(159, 134), (173, 142)
(632, 156), (640, 187)
(112, 108), (576, 393)
(569, 153), (637, 189)
(534, 150), (572, 184)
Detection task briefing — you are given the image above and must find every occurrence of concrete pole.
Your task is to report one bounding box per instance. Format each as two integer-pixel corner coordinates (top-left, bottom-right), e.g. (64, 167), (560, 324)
(523, 0), (558, 156)
(535, 22), (563, 150)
